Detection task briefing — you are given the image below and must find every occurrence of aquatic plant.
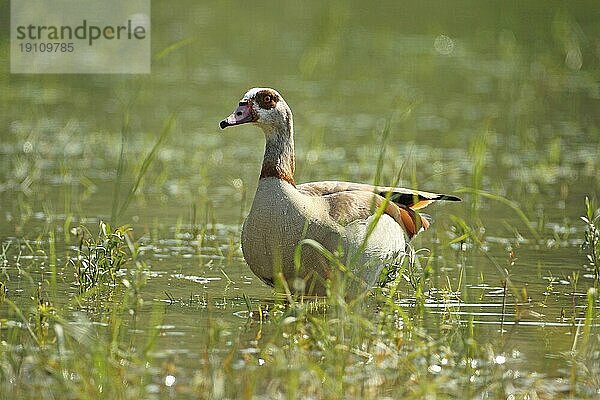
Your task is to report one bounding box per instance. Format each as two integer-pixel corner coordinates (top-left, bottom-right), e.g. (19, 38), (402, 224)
(581, 197), (600, 285)
(70, 221), (133, 292)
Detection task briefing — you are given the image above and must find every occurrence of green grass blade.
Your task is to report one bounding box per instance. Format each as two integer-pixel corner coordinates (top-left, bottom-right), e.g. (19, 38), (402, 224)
(116, 113), (177, 222)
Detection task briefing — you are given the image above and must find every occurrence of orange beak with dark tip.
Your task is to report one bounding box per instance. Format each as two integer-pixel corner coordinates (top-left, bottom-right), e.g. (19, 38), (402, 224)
(220, 102), (255, 129)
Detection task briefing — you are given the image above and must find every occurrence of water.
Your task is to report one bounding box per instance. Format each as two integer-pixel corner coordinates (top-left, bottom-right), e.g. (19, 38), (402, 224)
(1, 1), (599, 397)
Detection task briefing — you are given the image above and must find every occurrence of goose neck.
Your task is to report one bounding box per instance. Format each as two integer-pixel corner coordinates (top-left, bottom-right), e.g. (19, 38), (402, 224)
(260, 116), (296, 185)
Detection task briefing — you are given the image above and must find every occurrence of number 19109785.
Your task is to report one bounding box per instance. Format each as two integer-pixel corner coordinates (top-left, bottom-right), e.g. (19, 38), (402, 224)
(19, 42), (74, 52)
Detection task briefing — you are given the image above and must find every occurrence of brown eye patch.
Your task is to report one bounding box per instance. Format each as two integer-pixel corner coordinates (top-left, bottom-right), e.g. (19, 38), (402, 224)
(255, 90), (279, 110)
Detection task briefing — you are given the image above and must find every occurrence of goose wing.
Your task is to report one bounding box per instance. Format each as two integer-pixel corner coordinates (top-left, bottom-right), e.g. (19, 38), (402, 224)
(298, 180), (460, 210)
(314, 188), (430, 239)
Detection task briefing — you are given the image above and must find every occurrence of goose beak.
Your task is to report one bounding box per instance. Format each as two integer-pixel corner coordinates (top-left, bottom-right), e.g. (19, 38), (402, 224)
(220, 103), (254, 129)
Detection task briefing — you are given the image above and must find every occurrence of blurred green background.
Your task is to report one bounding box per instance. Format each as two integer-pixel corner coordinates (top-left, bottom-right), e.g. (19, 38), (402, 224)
(1, 0), (598, 235)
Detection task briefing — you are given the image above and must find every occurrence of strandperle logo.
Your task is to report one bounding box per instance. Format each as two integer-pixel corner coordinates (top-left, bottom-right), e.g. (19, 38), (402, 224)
(15, 19), (147, 46)
(11, 0), (150, 74)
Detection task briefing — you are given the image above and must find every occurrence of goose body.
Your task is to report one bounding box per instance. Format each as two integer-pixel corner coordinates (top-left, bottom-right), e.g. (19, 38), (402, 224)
(220, 88), (460, 296)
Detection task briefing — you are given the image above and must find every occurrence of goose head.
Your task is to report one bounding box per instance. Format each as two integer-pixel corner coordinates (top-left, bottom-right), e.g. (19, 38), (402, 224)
(219, 88), (292, 134)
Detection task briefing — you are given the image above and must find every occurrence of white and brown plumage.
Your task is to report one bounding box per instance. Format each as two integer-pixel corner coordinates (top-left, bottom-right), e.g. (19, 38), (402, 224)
(220, 88), (460, 296)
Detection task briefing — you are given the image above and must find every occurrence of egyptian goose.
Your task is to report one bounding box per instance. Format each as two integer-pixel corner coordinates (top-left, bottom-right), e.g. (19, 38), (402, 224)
(220, 88), (460, 296)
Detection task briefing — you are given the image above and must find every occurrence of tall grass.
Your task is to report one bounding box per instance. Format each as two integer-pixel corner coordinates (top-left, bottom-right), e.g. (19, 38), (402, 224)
(0, 221), (159, 399)
(581, 197), (600, 285)
(2, 209), (599, 399)
(111, 113), (177, 225)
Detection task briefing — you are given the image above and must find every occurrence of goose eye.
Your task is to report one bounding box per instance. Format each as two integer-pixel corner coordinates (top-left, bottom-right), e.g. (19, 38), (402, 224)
(263, 95), (271, 103)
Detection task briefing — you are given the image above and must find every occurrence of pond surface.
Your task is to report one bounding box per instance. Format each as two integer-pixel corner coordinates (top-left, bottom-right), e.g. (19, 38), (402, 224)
(1, 1), (599, 398)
